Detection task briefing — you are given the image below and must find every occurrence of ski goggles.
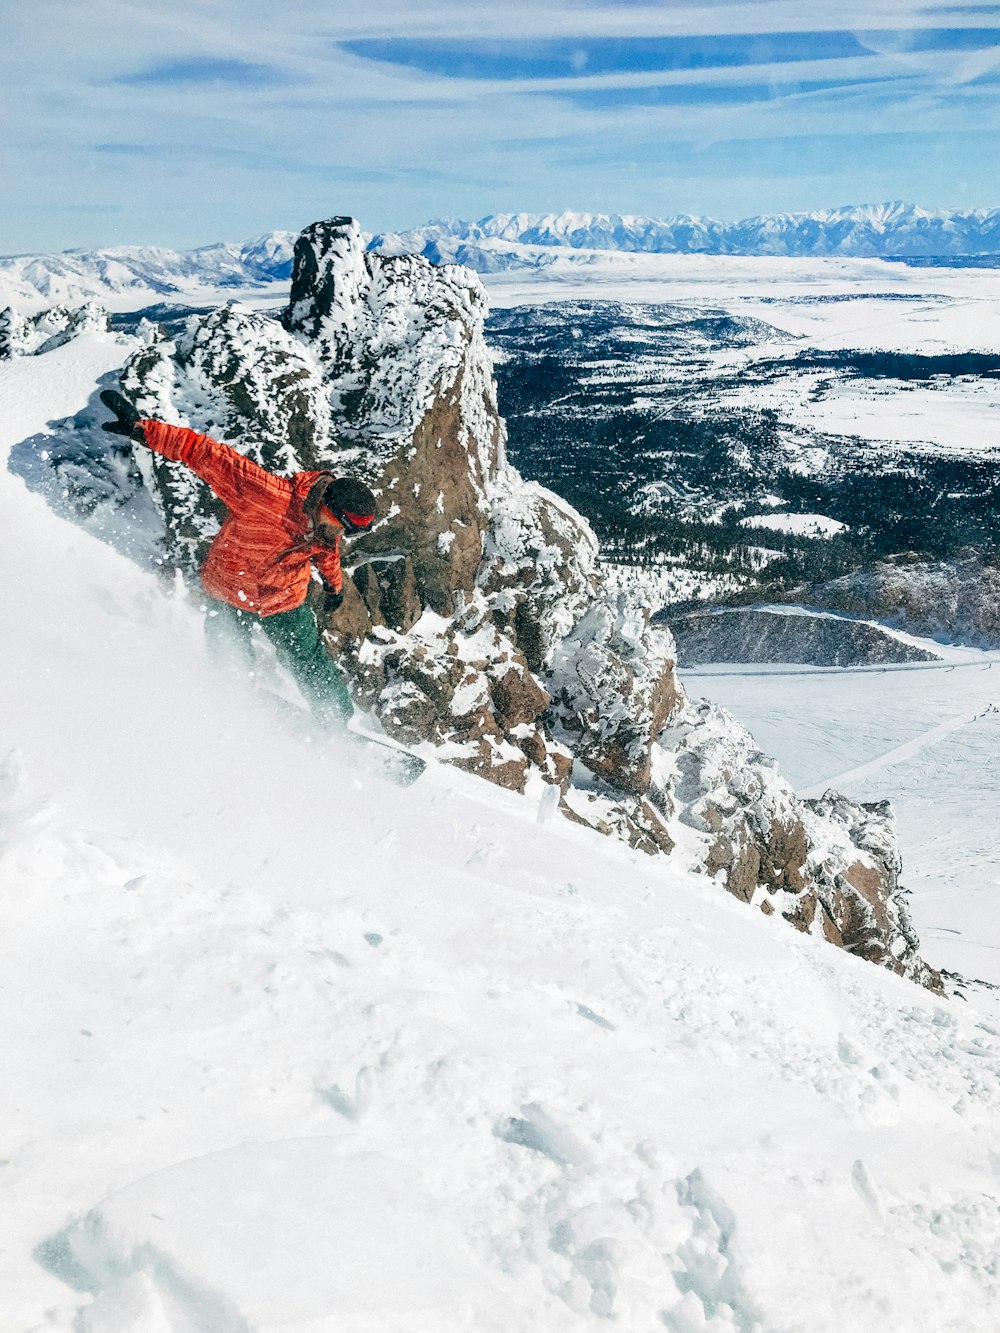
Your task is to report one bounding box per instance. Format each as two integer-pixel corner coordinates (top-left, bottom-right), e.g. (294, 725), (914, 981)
(319, 505), (375, 534)
(338, 508), (375, 533)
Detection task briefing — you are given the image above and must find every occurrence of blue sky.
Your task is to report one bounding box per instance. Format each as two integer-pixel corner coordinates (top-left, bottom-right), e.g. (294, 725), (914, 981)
(3, 0), (1000, 252)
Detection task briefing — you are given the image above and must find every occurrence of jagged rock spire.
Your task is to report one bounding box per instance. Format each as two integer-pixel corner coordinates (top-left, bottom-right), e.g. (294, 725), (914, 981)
(284, 216), (369, 351)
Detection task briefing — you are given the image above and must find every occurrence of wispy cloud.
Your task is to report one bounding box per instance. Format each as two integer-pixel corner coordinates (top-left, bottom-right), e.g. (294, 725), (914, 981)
(556, 74), (915, 111)
(112, 57), (294, 89)
(4, 1), (999, 251)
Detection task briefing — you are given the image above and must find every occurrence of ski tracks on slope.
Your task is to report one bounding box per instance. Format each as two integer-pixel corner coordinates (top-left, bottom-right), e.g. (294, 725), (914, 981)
(800, 707), (988, 799)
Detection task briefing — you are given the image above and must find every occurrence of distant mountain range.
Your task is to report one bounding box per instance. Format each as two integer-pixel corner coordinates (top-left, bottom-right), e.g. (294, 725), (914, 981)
(4, 203), (1000, 310)
(372, 203), (1000, 267)
(0, 232), (296, 312)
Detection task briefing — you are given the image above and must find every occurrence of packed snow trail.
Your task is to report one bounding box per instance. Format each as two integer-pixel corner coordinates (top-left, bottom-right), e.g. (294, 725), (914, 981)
(5, 332), (1000, 1331)
(800, 707), (985, 798)
(683, 656), (997, 678)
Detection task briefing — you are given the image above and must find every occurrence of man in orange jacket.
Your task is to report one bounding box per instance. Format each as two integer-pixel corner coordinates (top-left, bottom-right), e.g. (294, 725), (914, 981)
(101, 389), (376, 726)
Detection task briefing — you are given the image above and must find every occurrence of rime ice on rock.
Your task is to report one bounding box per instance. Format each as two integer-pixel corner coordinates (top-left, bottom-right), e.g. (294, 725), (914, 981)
(549, 593), (680, 796)
(0, 301), (109, 358)
(282, 216), (506, 615)
(478, 478), (601, 671)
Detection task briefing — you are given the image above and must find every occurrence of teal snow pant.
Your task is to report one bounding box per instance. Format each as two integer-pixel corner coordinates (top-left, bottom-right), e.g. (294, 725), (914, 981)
(205, 599), (353, 727)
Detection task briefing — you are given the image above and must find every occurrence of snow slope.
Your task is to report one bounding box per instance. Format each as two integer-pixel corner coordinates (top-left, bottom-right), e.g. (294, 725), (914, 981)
(4, 335), (1000, 1331)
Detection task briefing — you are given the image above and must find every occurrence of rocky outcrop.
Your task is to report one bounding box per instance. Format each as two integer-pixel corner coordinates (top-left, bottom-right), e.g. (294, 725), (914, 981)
(477, 478), (601, 670)
(26, 214), (943, 990)
(283, 217), (504, 617)
(549, 594), (680, 795)
(667, 607), (940, 667)
(0, 301), (109, 358)
(669, 700), (941, 991)
(797, 556), (1000, 650)
(342, 606), (563, 792)
(102, 217), (687, 828)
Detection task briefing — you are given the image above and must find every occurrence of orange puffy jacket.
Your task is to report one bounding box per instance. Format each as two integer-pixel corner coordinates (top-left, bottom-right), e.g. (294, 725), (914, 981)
(140, 421), (343, 617)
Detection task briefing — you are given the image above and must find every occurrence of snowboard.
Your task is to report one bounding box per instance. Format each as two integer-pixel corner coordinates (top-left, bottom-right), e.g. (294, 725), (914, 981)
(249, 685), (427, 786)
(347, 718), (427, 786)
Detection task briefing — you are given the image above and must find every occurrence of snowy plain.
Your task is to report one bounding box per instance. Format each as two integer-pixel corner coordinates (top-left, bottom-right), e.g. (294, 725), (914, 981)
(2, 287), (1000, 1328)
(485, 249), (1000, 459)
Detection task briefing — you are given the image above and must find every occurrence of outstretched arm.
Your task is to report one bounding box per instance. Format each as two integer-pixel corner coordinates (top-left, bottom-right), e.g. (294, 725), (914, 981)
(137, 421), (283, 512)
(100, 391), (284, 514)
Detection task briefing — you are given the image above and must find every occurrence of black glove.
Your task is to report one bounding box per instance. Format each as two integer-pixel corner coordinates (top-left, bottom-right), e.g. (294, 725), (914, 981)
(100, 389), (144, 441)
(322, 586), (345, 615)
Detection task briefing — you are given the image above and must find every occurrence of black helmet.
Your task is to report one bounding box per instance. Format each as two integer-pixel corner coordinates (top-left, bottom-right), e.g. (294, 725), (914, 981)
(307, 474), (377, 532)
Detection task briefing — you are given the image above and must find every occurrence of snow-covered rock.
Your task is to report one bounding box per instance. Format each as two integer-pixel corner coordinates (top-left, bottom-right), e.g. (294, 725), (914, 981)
(478, 477), (601, 671)
(668, 700), (941, 991)
(0, 301), (109, 358)
(350, 612), (551, 792)
(548, 593), (680, 796)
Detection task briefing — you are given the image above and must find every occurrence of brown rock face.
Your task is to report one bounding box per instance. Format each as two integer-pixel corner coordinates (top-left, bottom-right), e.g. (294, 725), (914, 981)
(447, 738), (530, 792)
(350, 563), (387, 628)
(804, 794), (941, 988)
(314, 577), (373, 654)
(843, 860), (892, 930)
(490, 665), (552, 730)
(706, 835), (761, 904)
(705, 813), (808, 904)
(824, 855), (902, 970)
(560, 789), (674, 857)
(351, 557), (422, 633)
(377, 680), (439, 747)
(351, 367), (500, 617)
(762, 819), (809, 893)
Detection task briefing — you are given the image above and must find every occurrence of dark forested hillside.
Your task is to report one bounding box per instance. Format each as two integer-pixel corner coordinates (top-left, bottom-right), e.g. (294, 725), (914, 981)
(488, 301), (1000, 605)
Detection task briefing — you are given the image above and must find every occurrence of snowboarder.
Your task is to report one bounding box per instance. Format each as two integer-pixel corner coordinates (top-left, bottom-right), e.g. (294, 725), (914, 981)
(100, 390), (375, 727)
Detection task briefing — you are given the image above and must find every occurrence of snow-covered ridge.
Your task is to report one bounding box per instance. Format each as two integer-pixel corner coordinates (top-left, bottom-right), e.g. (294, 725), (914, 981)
(6, 202), (1000, 315)
(0, 231), (297, 314)
(372, 203), (1000, 265)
